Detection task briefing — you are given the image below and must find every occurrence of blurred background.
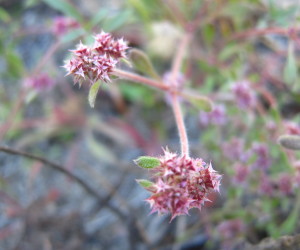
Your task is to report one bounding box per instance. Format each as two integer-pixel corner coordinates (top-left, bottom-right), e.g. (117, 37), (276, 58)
(1, 0), (300, 249)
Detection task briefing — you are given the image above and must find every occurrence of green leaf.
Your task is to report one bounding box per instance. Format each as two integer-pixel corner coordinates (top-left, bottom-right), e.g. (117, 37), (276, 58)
(102, 10), (132, 32)
(61, 28), (85, 44)
(182, 91), (213, 112)
(25, 90), (38, 104)
(0, 7), (11, 22)
(89, 8), (109, 28)
(136, 179), (155, 189)
(278, 135), (300, 150)
(88, 81), (102, 108)
(129, 49), (160, 79)
(284, 42), (298, 84)
(6, 50), (24, 77)
(86, 133), (116, 164)
(119, 82), (155, 107)
(279, 192), (300, 234)
(128, 0), (150, 22)
(219, 43), (248, 61)
(190, 97), (213, 112)
(24, 0), (39, 8)
(42, 0), (83, 23)
(202, 24), (215, 46)
(134, 156), (160, 169)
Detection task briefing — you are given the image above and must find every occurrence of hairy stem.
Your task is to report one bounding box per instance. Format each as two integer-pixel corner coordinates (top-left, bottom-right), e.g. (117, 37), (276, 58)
(171, 94), (189, 156)
(170, 33), (192, 156)
(112, 69), (168, 91)
(113, 32), (192, 157)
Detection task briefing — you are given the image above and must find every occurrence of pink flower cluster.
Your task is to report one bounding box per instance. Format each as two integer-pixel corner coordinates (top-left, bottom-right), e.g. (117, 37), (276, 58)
(284, 121), (300, 135)
(144, 150), (221, 221)
(199, 104), (227, 126)
(52, 16), (80, 36)
(24, 73), (55, 91)
(217, 219), (245, 240)
(231, 80), (256, 110)
(251, 142), (271, 170)
(64, 31), (128, 86)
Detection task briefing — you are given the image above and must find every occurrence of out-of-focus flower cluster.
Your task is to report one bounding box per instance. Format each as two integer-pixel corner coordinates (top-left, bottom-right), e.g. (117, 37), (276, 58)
(137, 150), (221, 220)
(64, 31), (128, 86)
(217, 219), (245, 240)
(24, 73), (55, 91)
(163, 71), (185, 105)
(231, 80), (256, 110)
(199, 104), (227, 126)
(285, 121), (300, 135)
(217, 219), (246, 249)
(52, 16), (80, 36)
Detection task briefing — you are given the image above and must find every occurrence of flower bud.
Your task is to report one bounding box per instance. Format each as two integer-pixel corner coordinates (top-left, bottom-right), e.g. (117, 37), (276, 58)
(134, 156), (160, 169)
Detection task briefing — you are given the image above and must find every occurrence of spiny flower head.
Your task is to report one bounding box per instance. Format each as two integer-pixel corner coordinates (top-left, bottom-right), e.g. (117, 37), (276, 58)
(135, 150), (222, 221)
(94, 32), (128, 58)
(63, 31), (128, 86)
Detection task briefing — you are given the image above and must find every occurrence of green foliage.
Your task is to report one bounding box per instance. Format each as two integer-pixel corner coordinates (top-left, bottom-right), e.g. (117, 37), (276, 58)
(2, 0), (300, 247)
(134, 156), (160, 169)
(89, 9), (109, 29)
(136, 179), (154, 189)
(88, 81), (102, 108)
(0, 7), (11, 22)
(42, 0), (84, 23)
(102, 9), (133, 32)
(129, 49), (160, 79)
(183, 92), (213, 112)
(284, 42), (298, 90)
(119, 82), (156, 107)
(5, 50), (24, 78)
(61, 28), (86, 44)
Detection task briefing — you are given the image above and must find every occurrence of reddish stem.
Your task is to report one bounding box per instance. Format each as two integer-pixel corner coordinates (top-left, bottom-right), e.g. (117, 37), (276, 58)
(171, 94), (189, 156)
(112, 69), (169, 91)
(114, 32), (192, 156)
(170, 33), (192, 156)
(230, 27), (300, 41)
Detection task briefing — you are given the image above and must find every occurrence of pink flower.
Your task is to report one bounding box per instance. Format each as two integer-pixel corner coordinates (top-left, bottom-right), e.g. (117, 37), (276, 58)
(284, 121), (300, 135)
(251, 142), (271, 170)
(52, 16), (80, 36)
(222, 138), (250, 163)
(277, 174), (292, 195)
(217, 219), (245, 240)
(94, 32), (128, 58)
(141, 150), (221, 221)
(24, 73), (55, 91)
(294, 163), (300, 188)
(233, 163), (249, 184)
(163, 71), (185, 89)
(199, 104), (227, 126)
(259, 173), (274, 196)
(163, 71), (185, 105)
(64, 31), (128, 86)
(231, 80), (256, 110)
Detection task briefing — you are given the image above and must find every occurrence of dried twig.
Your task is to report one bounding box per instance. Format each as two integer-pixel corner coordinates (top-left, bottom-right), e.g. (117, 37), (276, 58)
(0, 145), (126, 220)
(0, 145), (151, 247)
